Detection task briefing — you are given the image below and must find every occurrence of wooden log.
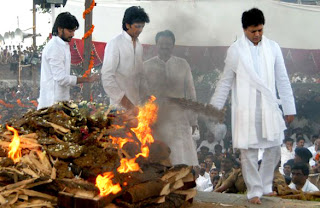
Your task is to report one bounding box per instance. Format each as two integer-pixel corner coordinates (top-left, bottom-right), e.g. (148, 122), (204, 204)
(24, 179), (52, 189)
(53, 178), (99, 195)
(173, 189), (197, 201)
(161, 165), (192, 184)
(122, 179), (170, 203)
(178, 181), (196, 191)
(18, 194), (28, 201)
(170, 179), (184, 192)
(14, 199), (55, 208)
(0, 194), (6, 205)
(0, 178), (37, 192)
(7, 192), (19, 205)
(22, 168), (39, 178)
(20, 189), (57, 202)
(0, 141), (41, 149)
(182, 173), (194, 183)
(58, 192), (116, 208)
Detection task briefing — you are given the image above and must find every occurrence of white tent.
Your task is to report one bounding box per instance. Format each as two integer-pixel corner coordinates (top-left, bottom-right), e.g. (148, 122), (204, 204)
(58, 0), (320, 49)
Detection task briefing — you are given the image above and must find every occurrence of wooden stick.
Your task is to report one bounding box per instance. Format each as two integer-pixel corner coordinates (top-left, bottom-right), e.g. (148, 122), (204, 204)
(20, 189), (57, 202)
(0, 194), (6, 205)
(22, 168), (39, 178)
(24, 179), (52, 189)
(0, 178), (37, 192)
(8, 192), (19, 205)
(173, 189), (197, 201)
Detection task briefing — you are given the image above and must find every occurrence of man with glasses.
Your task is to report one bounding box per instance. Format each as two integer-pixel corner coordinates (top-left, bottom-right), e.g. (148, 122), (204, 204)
(101, 6), (150, 110)
(289, 162), (319, 192)
(209, 8), (296, 204)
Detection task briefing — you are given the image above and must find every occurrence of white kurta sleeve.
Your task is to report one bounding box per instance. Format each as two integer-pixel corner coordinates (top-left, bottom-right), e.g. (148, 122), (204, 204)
(47, 46), (77, 87)
(101, 40), (125, 105)
(184, 60), (198, 126)
(210, 46), (237, 110)
(273, 43), (296, 115)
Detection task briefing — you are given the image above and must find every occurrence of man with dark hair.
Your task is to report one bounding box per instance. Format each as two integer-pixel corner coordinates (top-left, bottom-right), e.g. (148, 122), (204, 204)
(210, 8), (296, 204)
(289, 162), (319, 192)
(283, 162), (292, 185)
(280, 137), (294, 174)
(197, 131), (220, 153)
(214, 154), (246, 193)
(294, 147), (312, 164)
(143, 30), (198, 166)
(296, 136), (305, 148)
(101, 6), (150, 110)
(38, 12), (99, 109)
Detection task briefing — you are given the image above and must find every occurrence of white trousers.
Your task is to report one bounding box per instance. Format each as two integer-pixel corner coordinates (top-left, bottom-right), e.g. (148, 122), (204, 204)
(240, 146), (281, 199)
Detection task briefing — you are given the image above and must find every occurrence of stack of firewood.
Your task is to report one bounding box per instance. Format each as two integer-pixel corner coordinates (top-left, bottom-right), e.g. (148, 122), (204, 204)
(0, 101), (197, 208)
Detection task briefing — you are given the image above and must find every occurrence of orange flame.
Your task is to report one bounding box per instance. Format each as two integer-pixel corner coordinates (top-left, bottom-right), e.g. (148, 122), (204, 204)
(6, 125), (21, 163)
(117, 157), (140, 173)
(109, 136), (133, 149)
(131, 95), (158, 154)
(95, 96), (158, 196)
(95, 172), (122, 196)
(116, 96), (158, 172)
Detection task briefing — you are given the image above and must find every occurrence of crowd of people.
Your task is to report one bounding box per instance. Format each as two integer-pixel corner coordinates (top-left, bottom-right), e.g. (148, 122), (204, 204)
(194, 124), (320, 195)
(0, 45), (36, 65)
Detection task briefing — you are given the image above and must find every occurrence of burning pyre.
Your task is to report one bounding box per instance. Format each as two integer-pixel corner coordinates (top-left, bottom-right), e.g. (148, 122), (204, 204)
(0, 97), (196, 208)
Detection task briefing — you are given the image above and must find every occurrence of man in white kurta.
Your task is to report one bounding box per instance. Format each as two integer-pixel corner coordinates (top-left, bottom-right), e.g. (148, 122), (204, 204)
(210, 8), (296, 204)
(143, 30), (198, 166)
(101, 6), (150, 110)
(38, 12), (99, 110)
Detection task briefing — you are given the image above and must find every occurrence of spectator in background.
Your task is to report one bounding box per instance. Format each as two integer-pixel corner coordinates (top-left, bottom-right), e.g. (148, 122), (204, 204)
(283, 162), (292, 185)
(280, 137), (295, 174)
(294, 147), (313, 166)
(204, 155), (216, 174)
(197, 146), (209, 164)
(291, 128), (311, 147)
(196, 168), (212, 191)
(295, 136), (305, 148)
(197, 131), (220, 153)
(308, 135), (320, 167)
(289, 162), (319, 192)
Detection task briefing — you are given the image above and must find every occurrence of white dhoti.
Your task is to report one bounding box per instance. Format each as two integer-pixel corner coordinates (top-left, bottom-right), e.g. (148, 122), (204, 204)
(241, 146), (280, 198)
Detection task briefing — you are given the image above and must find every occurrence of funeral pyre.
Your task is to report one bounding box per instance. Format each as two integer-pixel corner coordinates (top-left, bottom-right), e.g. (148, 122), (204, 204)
(0, 96), (197, 208)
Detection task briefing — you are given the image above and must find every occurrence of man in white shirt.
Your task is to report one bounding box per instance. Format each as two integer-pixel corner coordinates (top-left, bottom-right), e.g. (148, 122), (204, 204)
(38, 12), (99, 109)
(210, 8), (296, 204)
(289, 162), (319, 192)
(197, 131), (220, 154)
(280, 137), (295, 174)
(143, 30), (198, 166)
(101, 6), (150, 110)
(308, 135), (320, 167)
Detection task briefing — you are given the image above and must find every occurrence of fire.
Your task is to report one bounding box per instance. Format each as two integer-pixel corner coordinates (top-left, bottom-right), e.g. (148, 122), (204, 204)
(131, 95), (158, 149)
(95, 96), (158, 196)
(6, 125), (22, 163)
(109, 136), (133, 149)
(117, 157), (140, 173)
(95, 172), (122, 196)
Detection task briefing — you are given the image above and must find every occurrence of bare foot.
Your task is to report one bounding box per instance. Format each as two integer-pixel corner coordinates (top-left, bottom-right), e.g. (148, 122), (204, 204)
(248, 197), (262, 204)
